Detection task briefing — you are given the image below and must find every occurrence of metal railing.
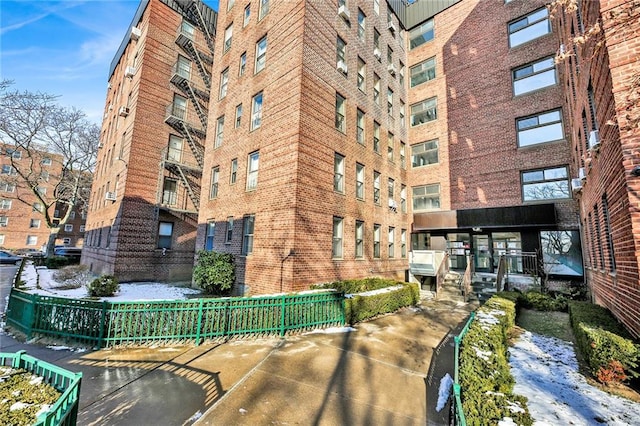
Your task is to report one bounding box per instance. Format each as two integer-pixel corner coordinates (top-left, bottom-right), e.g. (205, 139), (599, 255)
(452, 312), (476, 426)
(6, 289), (345, 348)
(435, 252), (450, 297)
(1, 350), (82, 426)
(495, 255), (507, 292)
(461, 255), (474, 302)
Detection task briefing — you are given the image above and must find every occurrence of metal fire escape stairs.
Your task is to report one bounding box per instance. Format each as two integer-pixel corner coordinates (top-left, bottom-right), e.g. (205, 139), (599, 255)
(175, 0), (216, 55)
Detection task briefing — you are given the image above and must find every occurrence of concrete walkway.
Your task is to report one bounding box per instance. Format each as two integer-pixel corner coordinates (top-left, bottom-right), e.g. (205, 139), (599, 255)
(0, 298), (476, 425)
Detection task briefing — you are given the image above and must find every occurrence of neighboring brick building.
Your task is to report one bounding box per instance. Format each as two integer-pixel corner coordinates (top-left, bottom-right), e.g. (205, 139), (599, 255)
(555, 0), (640, 337)
(0, 145), (87, 250)
(83, 0), (216, 282)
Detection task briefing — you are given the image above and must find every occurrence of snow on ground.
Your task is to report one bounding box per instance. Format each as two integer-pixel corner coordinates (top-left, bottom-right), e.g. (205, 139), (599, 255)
(510, 330), (640, 425)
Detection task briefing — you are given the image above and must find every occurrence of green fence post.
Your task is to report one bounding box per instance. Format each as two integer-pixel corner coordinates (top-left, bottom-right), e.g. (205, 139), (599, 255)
(280, 294), (287, 336)
(454, 335), (461, 384)
(25, 293), (35, 341)
(98, 301), (108, 348)
(196, 299), (204, 345)
(12, 350), (26, 368)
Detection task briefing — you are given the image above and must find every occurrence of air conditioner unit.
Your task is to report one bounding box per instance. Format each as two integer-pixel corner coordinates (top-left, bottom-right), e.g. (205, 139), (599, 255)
(388, 21), (397, 33)
(105, 192), (117, 201)
(578, 167), (586, 181)
(559, 44), (566, 55)
(131, 26), (142, 40)
(588, 130), (601, 150)
(571, 178), (583, 192)
(118, 106), (130, 117)
(373, 48), (381, 60)
(124, 66), (136, 78)
(337, 60), (348, 74)
(388, 63), (397, 75)
(338, 4), (350, 20)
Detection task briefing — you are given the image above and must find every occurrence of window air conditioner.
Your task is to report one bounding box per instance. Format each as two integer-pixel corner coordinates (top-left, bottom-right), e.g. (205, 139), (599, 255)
(105, 192), (117, 201)
(571, 178), (583, 192)
(338, 5), (350, 20)
(388, 63), (397, 76)
(388, 21), (397, 33)
(118, 106), (130, 117)
(588, 130), (600, 150)
(559, 44), (566, 55)
(131, 27), (142, 40)
(373, 48), (381, 60)
(337, 60), (348, 74)
(124, 66), (136, 78)
(578, 167), (586, 181)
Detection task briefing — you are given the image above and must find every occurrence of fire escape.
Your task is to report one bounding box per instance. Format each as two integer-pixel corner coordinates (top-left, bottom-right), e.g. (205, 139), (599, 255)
(161, 0), (215, 224)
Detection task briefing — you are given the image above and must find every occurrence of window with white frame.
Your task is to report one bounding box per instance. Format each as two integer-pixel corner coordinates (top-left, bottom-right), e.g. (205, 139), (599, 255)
(388, 227), (395, 258)
(162, 178), (177, 205)
(235, 104), (243, 128)
(244, 4), (251, 26)
(29, 218), (40, 228)
(521, 166), (570, 201)
(513, 57), (556, 96)
(358, 9), (366, 40)
(255, 36), (267, 73)
(373, 171), (381, 205)
(387, 88), (393, 116)
(401, 229), (407, 258)
(387, 45), (393, 68)
(226, 217), (234, 243)
(373, 73), (380, 104)
(0, 235), (5, 245)
(259, 0), (269, 20)
(158, 222), (173, 249)
(411, 98), (437, 126)
(387, 132), (394, 161)
(0, 182), (15, 192)
(373, 121), (380, 153)
(26, 235), (37, 246)
(412, 139), (438, 167)
(230, 158), (238, 184)
(79, 225), (85, 233)
(400, 101), (406, 128)
(0, 216), (8, 227)
(228, 0), (234, 10)
(399, 61), (405, 85)
(509, 8), (550, 48)
(210, 166), (220, 198)
(215, 116), (224, 148)
(224, 23), (233, 52)
(205, 221), (215, 250)
(239, 51), (246, 76)
(33, 202), (43, 213)
(62, 237), (71, 245)
(171, 94), (187, 118)
(356, 162), (365, 199)
(336, 36), (347, 74)
(1, 165), (16, 175)
(334, 152), (345, 193)
(357, 109), (365, 144)
(335, 93), (346, 133)
(410, 57), (436, 87)
(40, 170), (49, 182)
(373, 224), (380, 258)
(36, 186), (47, 196)
(400, 185), (407, 213)
(332, 216), (343, 258)
(70, 211), (76, 219)
(251, 92), (263, 130)
(64, 224), (73, 232)
(388, 177), (395, 202)
(41, 157), (52, 166)
(373, 29), (380, 58)
(219, 68), (229, 99)
(247, 151), (260, 190)
(355, 220), (364, 258)
(357, 57), (366, 92)
(412, 184), (440, 211)
(167, 135), (183, 162)
(242, 214), (255, 254)
(400, 142), (406, 168)
(410, 19), (434, 49)
(517, 109), (564, 147)
(5, 148), (21, 159)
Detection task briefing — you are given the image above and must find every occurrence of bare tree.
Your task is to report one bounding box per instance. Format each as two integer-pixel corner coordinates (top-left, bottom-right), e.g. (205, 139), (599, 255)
(0, 80), (99, 256)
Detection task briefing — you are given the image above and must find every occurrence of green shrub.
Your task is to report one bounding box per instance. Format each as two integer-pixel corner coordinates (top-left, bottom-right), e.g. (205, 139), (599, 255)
(44, 256), (77, 269)
(314, 277), (399, 294)
(344, 282), (419, 324)
(519, 290), (568, 312)
(87, 275), (120, 297)
(193, 250), (235, 295)
(53, 264), (92, 289)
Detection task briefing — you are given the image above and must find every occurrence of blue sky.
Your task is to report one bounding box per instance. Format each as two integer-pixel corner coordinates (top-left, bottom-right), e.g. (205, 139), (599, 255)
(1, 0), (218, 124)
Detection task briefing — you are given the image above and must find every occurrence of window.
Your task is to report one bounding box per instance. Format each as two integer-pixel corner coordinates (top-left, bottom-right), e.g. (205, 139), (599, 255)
(373, 74), (380, 105)
(412, 140), (438, 167)
(40, 170), (49, 182)
(594, 205), (604, 269)
(244, 5), (250, 26)
(210, 166), (220, 198)
(180, 20), (195, 38)
(387, 45), (393, 67)
(0, 235), (4, 245)
(79, 225), (85, 233)
(336, 36), (347, 74)
(332, 216), (343, 258)
(29, 218), (40, 228)
(388, 227), (395, 258)
(26, 235), (37, 246)
(167, 135), (183, 162)
(509, 8), (550, 48)
(373, 224), (380, 258)
(387, 88), (393, 116)
(399, 62), (405, 85)
(517, 109), (564, 147)
(387, 132), (394, 161)
(205, 221), (215, 250)
(602, 194), (616, 272)
(255, 36), (267, 73)
(36, 186), (46, 196)
(242, 214), (255, 255)
(41, 157), (52, 166)
(400, 142), (406, 169)
(373, 29), (381, 59)
(70, 211), (76, 219)
(356, 109), (365, 144)
(513, 57), (556, 96)
(259, 0), (269, 20)
(251, 92), (263, 130)
(388, 177), (395, 200)
(400, 101), (406, 128)
(162, 178), (177, 205)
(411, 98), (437, 126)
(33, 202), (43, 213)
(171, 94), (187, 119)
(1, 165), (16, 175)
(5, 148), (21, 159)
(540, 230), (584, 276)
(215, 116), (225, 148)
(373, 0), (379, 15)
(219, 68), (229, 99)
(226, 217), (234, 243)
(228, 0), (234, 10)
(400, 185), (407, 213)
(0, 182), (15, 192)
(335, 93), (346, 133)
(230, 158), (238, 184)
(357, 9), (365, 40)
(355, 220), (364, 258)
(373, 121), (380, 153)
(410, 57), (436, 87)
(412, 184), (440, 211)
(158, 222), (173, 249)
(410, 19), (434, 49)
(224, 24), (233, 53)
(373, 171), (381, 205)
(64, 224), (73, 232)
(239, 52), (247, 76)
(334, 153), (345, 193)
(357, 57), (366, 92)
(521, 166), (570, 201)
(235, 104), (243, 128)
(401, 229), (407, 258)
(0, 216), (7, 227)
(247, 151), (260, 190)
(356, 163), (365, 199)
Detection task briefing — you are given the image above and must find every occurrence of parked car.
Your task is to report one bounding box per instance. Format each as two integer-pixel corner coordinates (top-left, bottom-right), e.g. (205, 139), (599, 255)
(0, 250), (22, 265)
(54, 247), (82, 260)
(14, 248), (45, 258)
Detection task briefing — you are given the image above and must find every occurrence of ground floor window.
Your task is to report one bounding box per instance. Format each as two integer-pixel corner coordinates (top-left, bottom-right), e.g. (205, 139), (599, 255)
(205, 221), (215, 251)
(242, 214), (255, 255)
(540, 230), (583, 276)
(158, 222), (173, 249)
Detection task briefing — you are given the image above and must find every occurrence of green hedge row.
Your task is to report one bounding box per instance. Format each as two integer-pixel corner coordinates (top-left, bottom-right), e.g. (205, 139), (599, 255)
(498, 290), (568, 312)
(568, 301), (639, 382)
(459, 296), (533, 426)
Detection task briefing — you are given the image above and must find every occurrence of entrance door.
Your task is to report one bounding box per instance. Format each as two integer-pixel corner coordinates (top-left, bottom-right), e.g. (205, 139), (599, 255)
(473, 235), (492, 272)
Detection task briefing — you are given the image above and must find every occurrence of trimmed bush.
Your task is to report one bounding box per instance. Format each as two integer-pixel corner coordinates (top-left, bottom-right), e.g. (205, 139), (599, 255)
(193, 250), (235, 296)
(43, 256), (77, 269)
(87, 275), (119, 297)
(314, 277), (399, 294)
(344, 282), (419, 324)
(53, 264), (92, 289)
(519, 290), (568, 312)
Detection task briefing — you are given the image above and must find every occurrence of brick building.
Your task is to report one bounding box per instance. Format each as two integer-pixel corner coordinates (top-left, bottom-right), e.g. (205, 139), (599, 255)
(83, 0), (216, 282)
(0, 145), (87, 250)
(555, 0), (640, 337)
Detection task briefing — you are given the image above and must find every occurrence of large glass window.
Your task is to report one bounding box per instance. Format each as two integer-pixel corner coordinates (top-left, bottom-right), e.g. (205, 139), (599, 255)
(411, 140), (438, 167)
(540, 230), (583, 276)
(242, 214), (255, 254)
(513, 57), (556, 96)
(517, 110), (564, 147)
(509, 8), (550, 48)
(411, 98), (437, 126)
(521, 166), (570, 201)
(332, 216), (343, 258)
(410, 57), (436, 87)
(412, 184), (440, 211)
(409, 19), (434, 49)
(158, 222), (173, 249)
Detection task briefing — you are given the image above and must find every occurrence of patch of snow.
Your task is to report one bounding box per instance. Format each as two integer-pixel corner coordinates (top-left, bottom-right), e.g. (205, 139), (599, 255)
(10, 401), (30, 411)
(28, 375), (43, 386)
(472, 346), (492, 361)
(186, 410), (202, 422)
(239, 408), (248, 415)
(436, 373), (453, 412)
(304, 326), (356, 335)
(358, 285), (404, 297)
(497, 417), (518, 426)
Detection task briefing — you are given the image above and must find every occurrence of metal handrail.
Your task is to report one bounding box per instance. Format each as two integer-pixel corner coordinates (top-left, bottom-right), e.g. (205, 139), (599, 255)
(452, 311), (476, 426)
(435, 252), (450, 299)
(461, 255), (474, 302)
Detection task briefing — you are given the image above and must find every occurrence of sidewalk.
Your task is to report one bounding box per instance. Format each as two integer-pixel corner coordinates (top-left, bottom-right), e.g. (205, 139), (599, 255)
(0, 298), (476, 425)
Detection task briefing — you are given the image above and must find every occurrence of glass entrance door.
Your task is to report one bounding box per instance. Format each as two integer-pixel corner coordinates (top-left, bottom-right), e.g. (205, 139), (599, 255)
(473, 234), (492, 272)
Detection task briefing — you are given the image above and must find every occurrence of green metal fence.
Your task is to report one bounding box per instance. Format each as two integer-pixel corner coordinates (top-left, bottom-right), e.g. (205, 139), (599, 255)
(6, 289), (345, 347)
(0, 350), (82, 426)
(452, 311), (476, 426)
